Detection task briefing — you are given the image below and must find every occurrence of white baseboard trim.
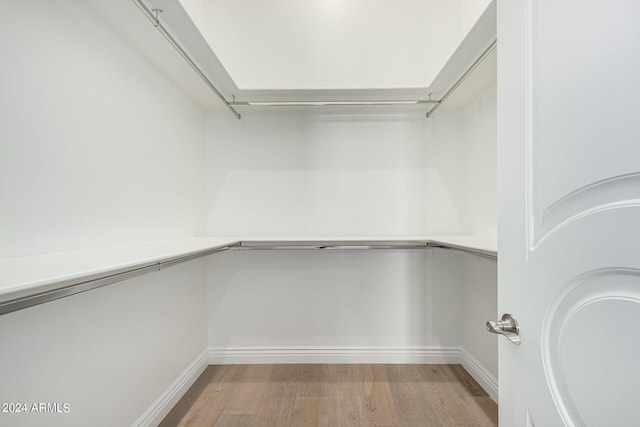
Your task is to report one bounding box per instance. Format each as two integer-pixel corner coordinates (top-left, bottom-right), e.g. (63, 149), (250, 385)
(460, 348), (498, 402)
(134, 349), (208, 427)
(208, 346), (461, 365)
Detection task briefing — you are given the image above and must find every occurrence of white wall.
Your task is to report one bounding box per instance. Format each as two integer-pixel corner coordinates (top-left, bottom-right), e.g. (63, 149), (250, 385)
(461, 254), (498, 378)
(459, 78), (498, 398)
(432, 248), (496, 383)
(203, 102), (496, 366)
(0, 1), (209, 425)
(0, 260), (208, 427)
(423, 248), (497, 399)
(205, 108), (466, 237)
(461, 80), (498, 236)
(207, 249), (460, 353)
(0, 0), (206, 258)
(203, 107), (470, 359)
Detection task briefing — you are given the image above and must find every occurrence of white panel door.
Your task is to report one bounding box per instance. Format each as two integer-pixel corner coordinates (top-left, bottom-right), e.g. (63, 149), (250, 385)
(497, 0), (640, 425)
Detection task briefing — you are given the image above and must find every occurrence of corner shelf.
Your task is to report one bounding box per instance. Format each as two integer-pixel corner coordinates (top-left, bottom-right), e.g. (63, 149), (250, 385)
(86, 0), (496, 115)
(0, 235), (496, 316)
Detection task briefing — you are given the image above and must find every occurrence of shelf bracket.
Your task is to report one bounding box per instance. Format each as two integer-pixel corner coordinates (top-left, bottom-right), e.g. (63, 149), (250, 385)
(151, 8), (162, 27)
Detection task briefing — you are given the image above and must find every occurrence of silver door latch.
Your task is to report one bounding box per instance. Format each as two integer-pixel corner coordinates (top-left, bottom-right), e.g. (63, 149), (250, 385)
(486, 313), (521, 345)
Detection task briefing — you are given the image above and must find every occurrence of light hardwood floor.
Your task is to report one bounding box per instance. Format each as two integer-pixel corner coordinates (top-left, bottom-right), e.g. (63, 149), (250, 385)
(159, 364), (498, 427)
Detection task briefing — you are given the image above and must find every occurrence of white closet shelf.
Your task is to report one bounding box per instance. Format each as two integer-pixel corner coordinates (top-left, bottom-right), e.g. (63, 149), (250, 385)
(0, 235), (495, 315)
(0, 237), (238, 308)
(86, 0), (496, 116)
(427, 235), (498, 258)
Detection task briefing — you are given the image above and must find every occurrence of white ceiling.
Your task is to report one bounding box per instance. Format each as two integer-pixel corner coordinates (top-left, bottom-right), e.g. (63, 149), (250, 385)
(179, 0), (491, 91)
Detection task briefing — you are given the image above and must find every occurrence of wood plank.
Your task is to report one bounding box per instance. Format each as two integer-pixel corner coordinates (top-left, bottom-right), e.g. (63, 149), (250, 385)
(159, 365), (220, 427)
(356, 365), (402, 427)
(384, 364), (443, 427)
(213, 414), (255, 427)
(176, 365), (245, 427)
(224, 364), (273, 415)
(470, 396), (499, 427)
(160, 364), (497, 427)
(326, 365), (367, 427)
(440, 365), (498, 427)
(291, 396), (328, 427)
(442, 364), (488, 397)
(412, 365), (481, 426)
(253, 364), (301, 427)
(298, 364), (329, 397)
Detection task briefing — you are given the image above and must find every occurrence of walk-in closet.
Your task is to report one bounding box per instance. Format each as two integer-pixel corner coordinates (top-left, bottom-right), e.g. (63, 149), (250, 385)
(2, 0), (638, 425)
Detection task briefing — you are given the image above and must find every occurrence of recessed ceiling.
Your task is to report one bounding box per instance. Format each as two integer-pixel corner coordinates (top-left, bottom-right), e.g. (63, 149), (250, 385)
(179, 0), (491, 91)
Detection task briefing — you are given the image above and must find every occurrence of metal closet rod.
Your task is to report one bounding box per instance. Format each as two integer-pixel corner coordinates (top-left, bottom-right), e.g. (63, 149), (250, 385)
(0, 241), (495, 316)
(228, 100), (441, 107)
(0, 245), (235, 316)
(237, 240), (430, 250)
(237, 241), (497, 260)
(132, 0), (242, 119)
(131, 2), (494, 119)
(227, 38), (496, 116)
